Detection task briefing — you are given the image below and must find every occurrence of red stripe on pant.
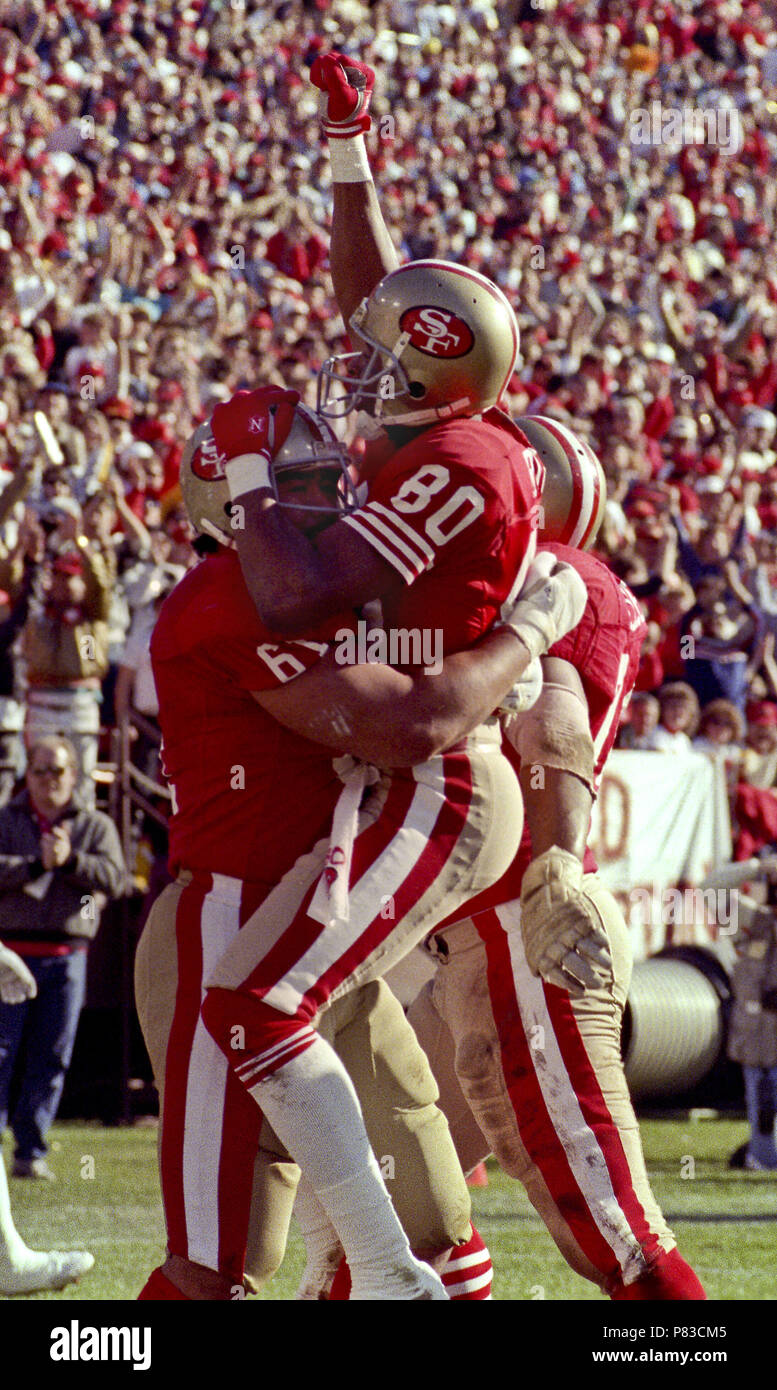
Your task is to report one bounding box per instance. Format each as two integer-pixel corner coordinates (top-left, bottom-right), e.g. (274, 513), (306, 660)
(476, 912), (644, 1286)
(160, 876), (207, 1264)
(541, 975), (663, 1275)
(159, 877), (263, 1283)
(232, 773), (418, 1009)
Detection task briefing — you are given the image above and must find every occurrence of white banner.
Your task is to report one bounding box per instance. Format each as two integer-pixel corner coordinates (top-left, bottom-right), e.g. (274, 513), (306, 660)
(588, 752), (733, 959)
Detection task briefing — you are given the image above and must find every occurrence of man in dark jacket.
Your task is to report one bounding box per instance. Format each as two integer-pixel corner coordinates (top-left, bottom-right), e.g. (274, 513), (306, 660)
(0, 736), (125, 1179)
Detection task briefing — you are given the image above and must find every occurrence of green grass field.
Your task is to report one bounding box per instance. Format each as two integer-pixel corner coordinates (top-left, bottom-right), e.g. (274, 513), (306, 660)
(3, 1117), (775, 1301)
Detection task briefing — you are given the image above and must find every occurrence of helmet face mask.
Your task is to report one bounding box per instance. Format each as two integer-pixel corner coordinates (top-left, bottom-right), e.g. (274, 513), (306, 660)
(317, 327), (412, 422)
(317, 259), (520, 428)
(180, 403), (357, 543)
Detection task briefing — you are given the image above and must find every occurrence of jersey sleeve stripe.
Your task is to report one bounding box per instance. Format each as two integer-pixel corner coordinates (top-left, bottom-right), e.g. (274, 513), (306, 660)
(342, 512), (419, 584)
(367, 501), (437, 563)
(352, 502), (435, 570)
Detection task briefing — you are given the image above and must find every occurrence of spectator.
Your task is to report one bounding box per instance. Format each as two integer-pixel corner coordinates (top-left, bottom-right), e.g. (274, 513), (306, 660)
(21, 546), (111, 807)
(0, 736), (125, 1180)
(692, 706), (750, 761)
(740, 700), (777, 791)
(653, 682), (700, 752)
(617, 692), (662, 750)
(726, 868), (777, 1170)
(0, 941), (94, 1291)
(682, 600), (761, 713)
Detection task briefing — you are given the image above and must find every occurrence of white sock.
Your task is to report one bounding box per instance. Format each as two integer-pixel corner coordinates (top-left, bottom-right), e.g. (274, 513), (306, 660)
(246, 1033), (432, 1296)
(0, 1153), (94, 1294)
(293, 1178), (343, 1300)
(0, 1154), (28, 1266)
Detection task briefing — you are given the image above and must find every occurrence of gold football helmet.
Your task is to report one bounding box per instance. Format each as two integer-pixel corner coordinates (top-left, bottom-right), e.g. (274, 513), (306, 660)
(180, 402), (357, 542)
(317, 259), (520, 427)
(517, 415), (606, 551)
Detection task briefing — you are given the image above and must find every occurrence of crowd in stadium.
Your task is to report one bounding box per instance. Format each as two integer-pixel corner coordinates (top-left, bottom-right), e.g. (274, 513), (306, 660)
(0, 0), (777, 853)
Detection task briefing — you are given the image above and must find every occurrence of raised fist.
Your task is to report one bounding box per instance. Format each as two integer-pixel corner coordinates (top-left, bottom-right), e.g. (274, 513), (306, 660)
(211, 387), (299, 463)
(310, 52), (375, 138)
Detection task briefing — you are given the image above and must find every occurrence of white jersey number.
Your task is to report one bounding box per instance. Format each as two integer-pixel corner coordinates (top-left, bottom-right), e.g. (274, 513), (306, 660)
(390, 465), (485, 547)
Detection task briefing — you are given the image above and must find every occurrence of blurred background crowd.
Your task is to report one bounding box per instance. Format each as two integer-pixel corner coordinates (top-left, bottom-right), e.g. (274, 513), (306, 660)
(1, 0), (777, 858)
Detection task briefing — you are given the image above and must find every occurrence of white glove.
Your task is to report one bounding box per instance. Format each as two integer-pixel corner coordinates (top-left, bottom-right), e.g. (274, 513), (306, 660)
(0, 942), (37, 1005)
(498, 655), (543, 716)
(497, 554), (587, 664)
(520, 847), (612, 997)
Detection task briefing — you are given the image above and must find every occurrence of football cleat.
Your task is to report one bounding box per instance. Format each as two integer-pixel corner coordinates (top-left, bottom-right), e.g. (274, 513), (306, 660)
(0, 1248), (94, 1295)
(517, 415), (606, 551)
(318, 259), (520, 427)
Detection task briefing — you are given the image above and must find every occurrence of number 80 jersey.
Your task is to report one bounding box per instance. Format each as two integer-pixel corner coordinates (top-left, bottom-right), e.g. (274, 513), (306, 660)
(344, 412), (544, 652)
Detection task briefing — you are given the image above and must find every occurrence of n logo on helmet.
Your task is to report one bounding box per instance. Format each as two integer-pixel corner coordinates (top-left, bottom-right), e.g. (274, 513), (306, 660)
(399, 306), (474, 358)
(191, 434), (227, 481)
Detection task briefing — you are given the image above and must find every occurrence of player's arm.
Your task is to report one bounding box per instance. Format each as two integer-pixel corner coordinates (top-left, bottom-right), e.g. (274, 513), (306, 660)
(506, 655), (613, 997)
(310, 54), (399, 325)
(237, 494), (403, 635)
(214, 388), (402, 634)
(254, 629), (531, 767)
(254, 559), (587, 766)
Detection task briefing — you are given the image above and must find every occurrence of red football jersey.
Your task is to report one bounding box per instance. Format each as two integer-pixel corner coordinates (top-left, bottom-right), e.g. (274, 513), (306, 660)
(344, 412), (543, 651)
(435, 545), (646, 926)
(151, 550), (346, 889)
(542, 541), (647, 789)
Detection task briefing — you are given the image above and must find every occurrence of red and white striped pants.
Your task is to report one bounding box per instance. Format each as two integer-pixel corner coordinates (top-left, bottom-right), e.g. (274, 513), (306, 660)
(408, 888), (678, 1297)
(202, 736), (522, 1082)
(137, 734), (522, 1283)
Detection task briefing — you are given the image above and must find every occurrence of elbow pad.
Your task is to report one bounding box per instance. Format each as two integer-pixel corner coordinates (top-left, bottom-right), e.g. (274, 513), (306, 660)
(503, 680), (595, 793)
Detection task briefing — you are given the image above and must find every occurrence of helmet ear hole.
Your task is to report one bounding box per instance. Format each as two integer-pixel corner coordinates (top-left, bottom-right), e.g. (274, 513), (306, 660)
(408, 381), (426, 399)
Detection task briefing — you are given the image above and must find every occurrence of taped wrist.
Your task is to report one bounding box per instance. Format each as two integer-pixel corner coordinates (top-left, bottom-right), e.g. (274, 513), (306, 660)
(328, 134), (372, 183)
(225, 452), (272, 501)
(503, 680), (595, 791)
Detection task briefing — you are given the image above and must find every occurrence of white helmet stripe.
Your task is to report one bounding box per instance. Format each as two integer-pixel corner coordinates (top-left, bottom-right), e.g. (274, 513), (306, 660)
(517, 414), (605, 551)
(388, 259), (520, 380)
(533, 416), (589, 545)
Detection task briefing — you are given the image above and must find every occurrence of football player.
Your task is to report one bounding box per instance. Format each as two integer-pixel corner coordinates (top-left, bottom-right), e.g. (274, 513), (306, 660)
(319, 422), (705, 1301)
(139, 401), (585, 1299)
(286, 56), (704, 1299)
(0, 942), (94, 1294)
(197, 54), (568, 1298)
(401, 422), (705, 1301)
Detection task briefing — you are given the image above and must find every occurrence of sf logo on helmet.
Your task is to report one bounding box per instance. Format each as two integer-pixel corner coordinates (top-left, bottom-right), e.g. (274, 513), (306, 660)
(399, 305), (474, 358)
(191, 433), (227, 481)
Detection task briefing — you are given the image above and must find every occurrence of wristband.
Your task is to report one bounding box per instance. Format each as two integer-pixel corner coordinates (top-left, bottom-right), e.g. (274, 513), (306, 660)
(225, 452), (273, 501)
(328, 134), (373, 183)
